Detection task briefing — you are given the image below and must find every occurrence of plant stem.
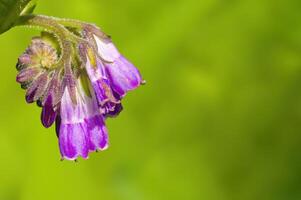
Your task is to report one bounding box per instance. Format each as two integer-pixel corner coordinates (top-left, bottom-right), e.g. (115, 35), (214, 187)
(15, 14), (77, 70)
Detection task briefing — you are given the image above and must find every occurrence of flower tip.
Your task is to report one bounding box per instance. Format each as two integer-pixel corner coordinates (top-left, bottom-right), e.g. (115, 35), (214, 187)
(141, 80), (146, 85)
(16, 76), (21, 83)
(25, 89), (36, 103)
(36, 100), (43, 107)
(41, 112), (56, 128)
(100, 143), (109, 151)
(41, 102), (57, 128)
(17, 55), (31, 67)
(60, 154), (90, 162)
(41, 121), (53, 128)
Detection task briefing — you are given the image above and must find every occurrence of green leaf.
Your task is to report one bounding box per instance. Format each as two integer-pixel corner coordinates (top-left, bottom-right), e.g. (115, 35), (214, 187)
(0, 0), (37, 34)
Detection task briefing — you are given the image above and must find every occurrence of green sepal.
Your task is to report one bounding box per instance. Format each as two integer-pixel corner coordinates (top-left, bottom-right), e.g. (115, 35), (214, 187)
(79, 71), (92, 98)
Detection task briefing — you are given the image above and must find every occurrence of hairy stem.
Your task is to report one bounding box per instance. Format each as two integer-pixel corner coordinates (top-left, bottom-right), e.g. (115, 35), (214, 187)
(16, 14), (73, 69)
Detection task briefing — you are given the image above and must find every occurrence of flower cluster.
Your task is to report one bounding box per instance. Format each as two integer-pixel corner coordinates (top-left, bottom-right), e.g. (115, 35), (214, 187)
(16, 24), (144, 161)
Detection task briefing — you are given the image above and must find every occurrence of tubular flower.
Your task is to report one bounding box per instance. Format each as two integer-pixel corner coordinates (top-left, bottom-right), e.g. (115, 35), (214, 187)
(57, 77), (108, 160)
(16, 20), (144, 161)
(87, 26), (144, 97)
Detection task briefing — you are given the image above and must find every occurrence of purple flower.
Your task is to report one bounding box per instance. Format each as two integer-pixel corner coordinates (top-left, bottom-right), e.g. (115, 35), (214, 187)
(81, 45), (121, 117)
(16, 24), (144, 161)
(41, 94), (57, 128)
(57, 79), (108, 160)
(93, 34), (145, 97)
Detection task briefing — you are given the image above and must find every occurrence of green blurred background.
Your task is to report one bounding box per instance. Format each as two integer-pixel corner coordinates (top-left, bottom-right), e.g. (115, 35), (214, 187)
(1, 0), (301, 199)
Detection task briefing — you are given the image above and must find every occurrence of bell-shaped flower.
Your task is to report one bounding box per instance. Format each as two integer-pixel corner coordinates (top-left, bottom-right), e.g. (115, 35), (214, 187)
(57, 77), (108, 160)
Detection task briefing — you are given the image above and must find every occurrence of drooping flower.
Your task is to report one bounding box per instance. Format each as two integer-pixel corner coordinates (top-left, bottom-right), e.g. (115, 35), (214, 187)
(57, 76), (108, 160)
(78, 43), (122, 117)
(85, 25), (145, 98)
(79, 26), (145, 117)
(16, 22), (144, 161)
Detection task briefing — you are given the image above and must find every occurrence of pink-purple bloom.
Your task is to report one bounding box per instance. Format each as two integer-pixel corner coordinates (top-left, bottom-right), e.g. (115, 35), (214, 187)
(16, 25), (144, 161)
(58, 81), (108, 160)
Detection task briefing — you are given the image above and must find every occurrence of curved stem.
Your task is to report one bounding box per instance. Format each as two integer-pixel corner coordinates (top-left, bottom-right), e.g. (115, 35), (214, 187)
(15, 14), (109, 71)
(49, 17), (86, 29)
(18, 15), (85, 42)
(16, 15), (71, 68)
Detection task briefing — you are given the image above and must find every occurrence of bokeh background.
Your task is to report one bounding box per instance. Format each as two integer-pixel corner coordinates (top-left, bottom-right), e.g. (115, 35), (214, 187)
(0, 0), (301, 199)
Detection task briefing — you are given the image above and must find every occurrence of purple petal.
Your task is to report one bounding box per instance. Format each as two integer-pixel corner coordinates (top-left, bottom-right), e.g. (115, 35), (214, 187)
(55, 115), (61, 138)
(57, 79), (110, 160)
(51, 76), (64, 107)
(18, 54), (31, 65)
(58, 88), (89, 160)
(25, 88), (37, 103)
(59, 122), (89, 160)
(94, 36), (120, 62)
(85, 57), (109, 102)
(60, 88), (83, 124)
(100, 90), (122, 117)
(85, 53), (107, 81)
(63, 68), (77, 105)
(93, 36), (144, 95)
(91, 79), (109, 104)
(25, 73), (48, 103)
(105, 56), (142, 97)
(104, 103), (123, 118)
(85, 53), (119, 107)
(33, 73), (49, 101)
(16, 67), (40, 83)
(41, 95), (57, 128)
(86, 115), (108, 151)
